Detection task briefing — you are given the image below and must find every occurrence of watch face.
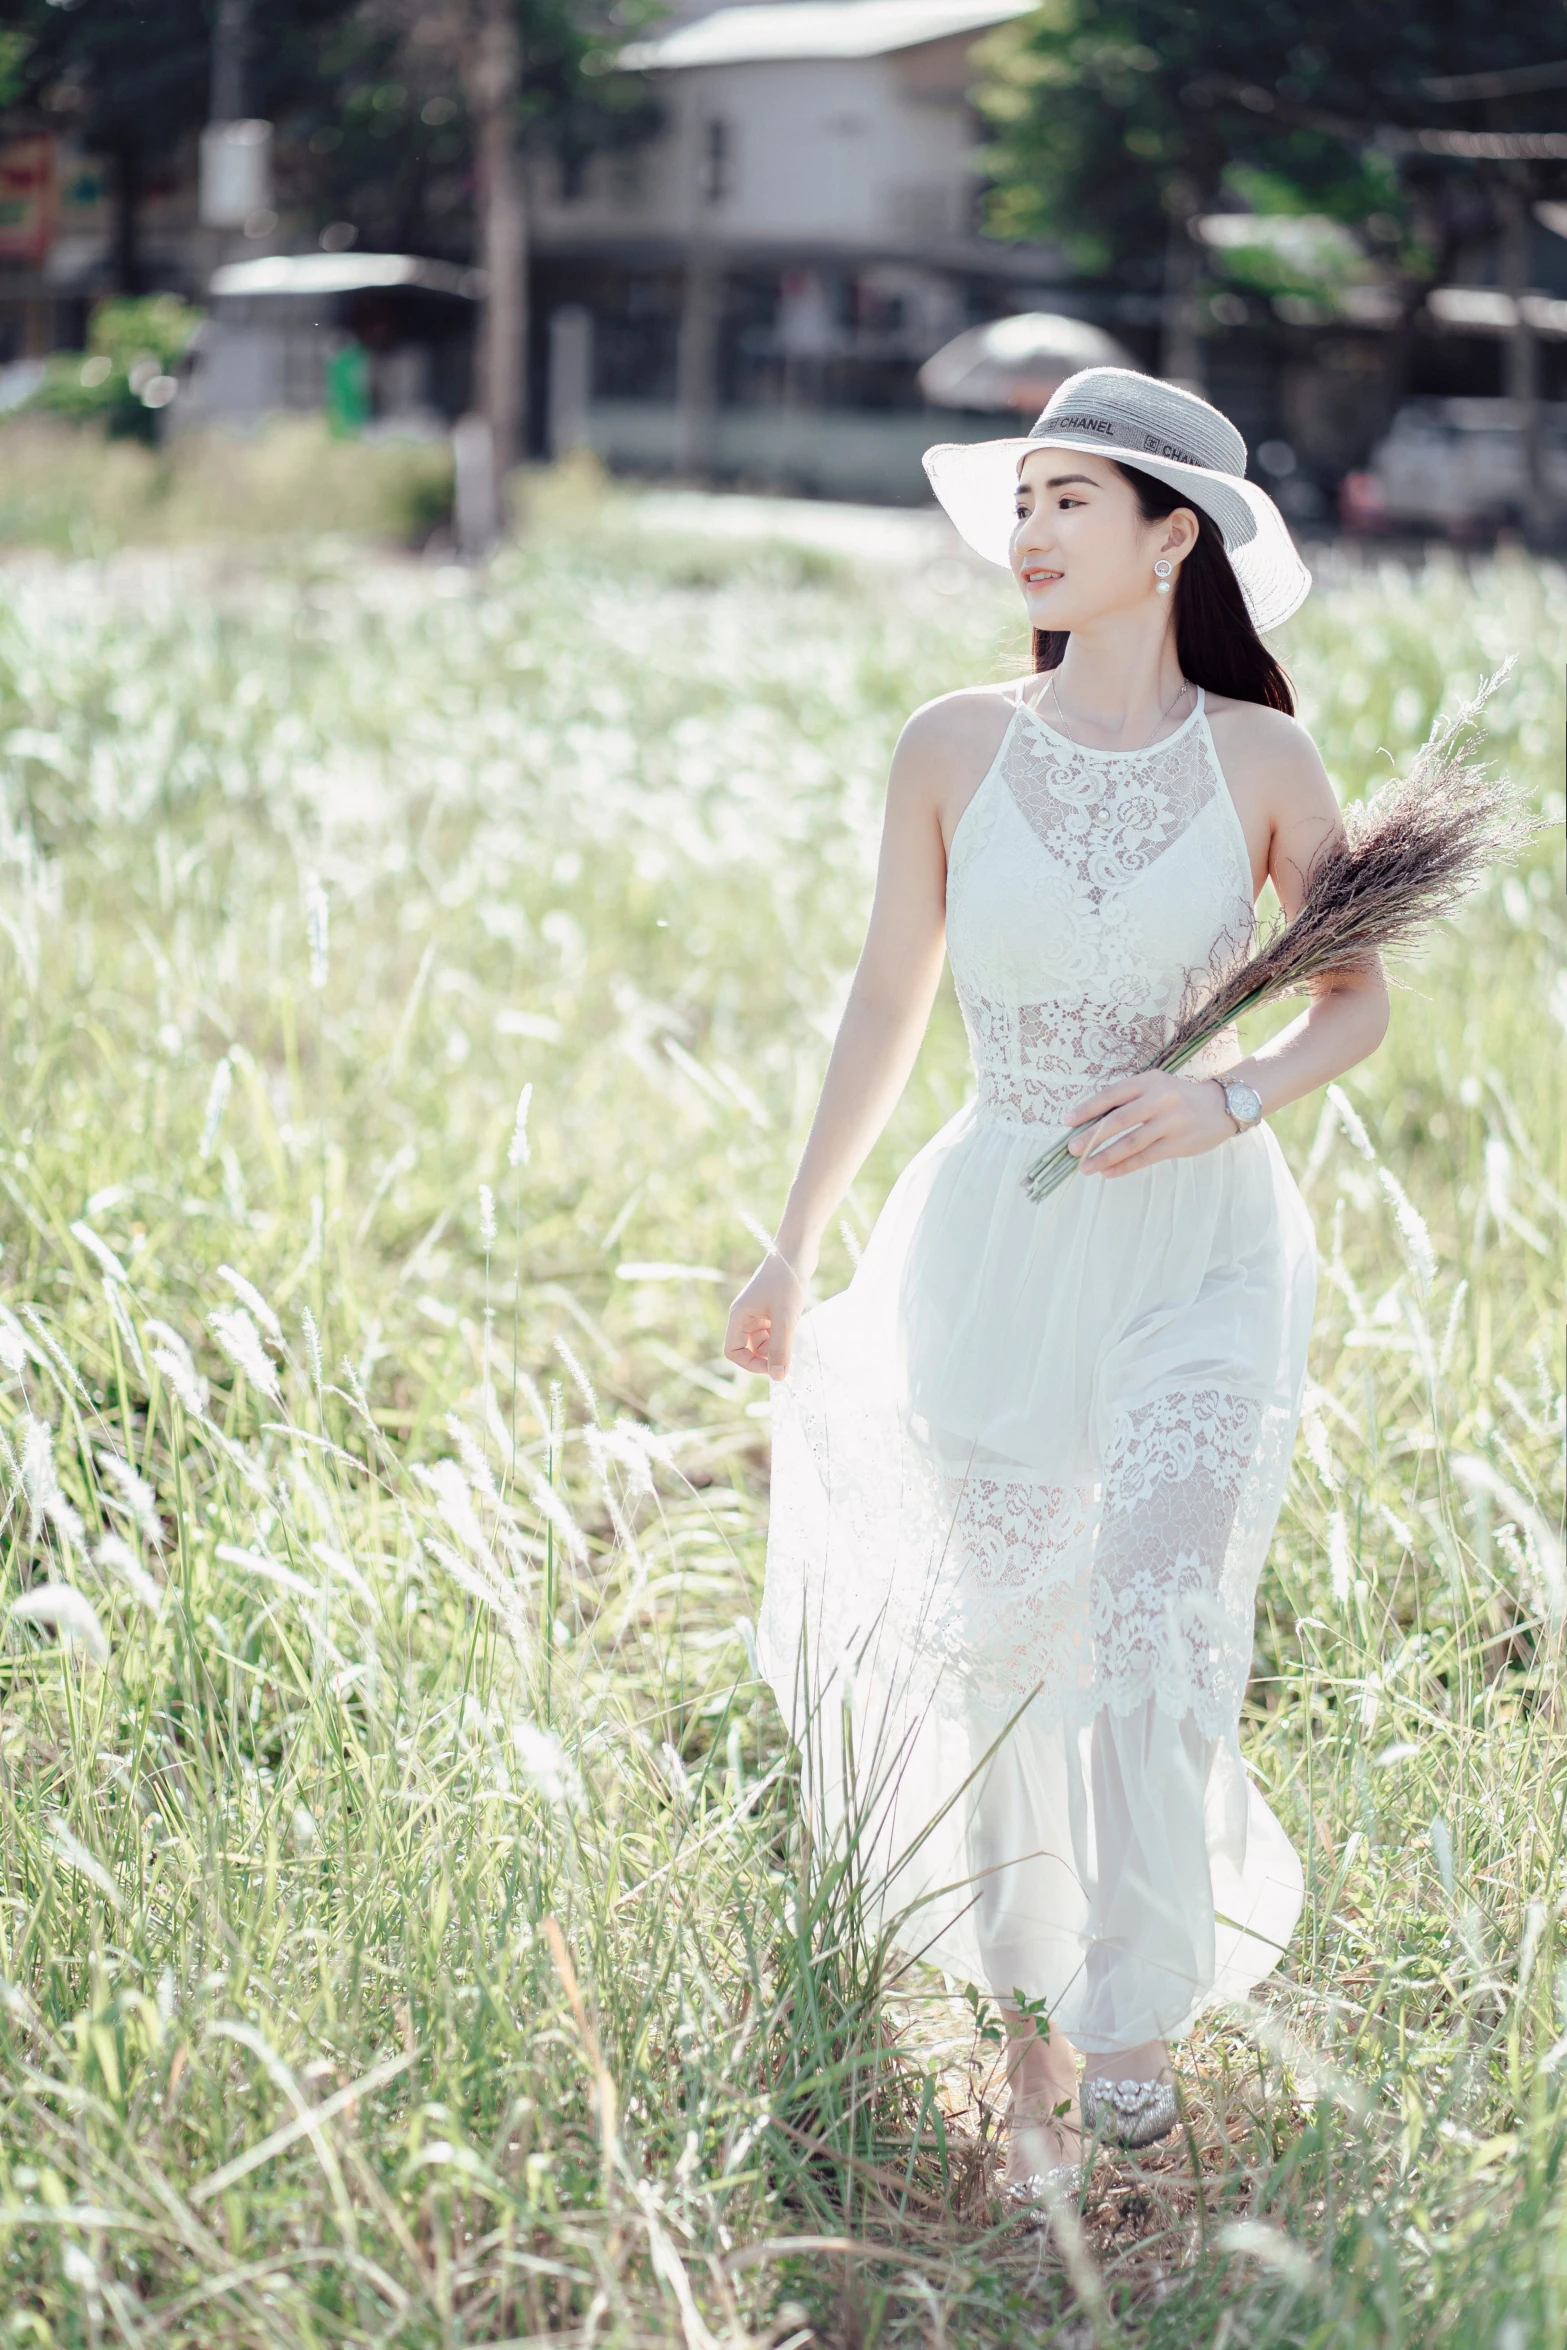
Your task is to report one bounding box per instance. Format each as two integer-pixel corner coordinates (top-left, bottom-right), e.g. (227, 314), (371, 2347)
(1226, 1081), (1263, 1126)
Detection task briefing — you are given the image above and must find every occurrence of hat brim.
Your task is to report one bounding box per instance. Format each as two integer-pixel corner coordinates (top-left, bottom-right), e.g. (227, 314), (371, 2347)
(922, 431), (1312, 634)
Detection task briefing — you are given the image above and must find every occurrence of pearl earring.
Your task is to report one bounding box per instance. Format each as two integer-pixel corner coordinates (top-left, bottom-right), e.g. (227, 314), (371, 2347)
(1154, 559), (1173, 596)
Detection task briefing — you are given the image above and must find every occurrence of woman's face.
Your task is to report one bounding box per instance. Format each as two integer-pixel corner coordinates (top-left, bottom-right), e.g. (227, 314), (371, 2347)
(1010, 448), (1196, 632)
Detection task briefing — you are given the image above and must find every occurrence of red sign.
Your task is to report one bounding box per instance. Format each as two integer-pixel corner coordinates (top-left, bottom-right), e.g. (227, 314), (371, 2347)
(0, 136), (58, 264)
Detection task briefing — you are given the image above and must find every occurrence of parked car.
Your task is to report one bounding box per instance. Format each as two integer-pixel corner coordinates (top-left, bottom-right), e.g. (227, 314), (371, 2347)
(1344, 397), (1567, 538)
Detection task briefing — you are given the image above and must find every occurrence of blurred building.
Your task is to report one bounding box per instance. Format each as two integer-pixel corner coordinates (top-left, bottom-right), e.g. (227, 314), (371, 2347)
(528, 0), (1073, 499)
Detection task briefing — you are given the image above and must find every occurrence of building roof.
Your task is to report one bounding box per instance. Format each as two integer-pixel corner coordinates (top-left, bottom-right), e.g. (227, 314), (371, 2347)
(618, 0), (1031, 71)
(209, 253), (481, 299)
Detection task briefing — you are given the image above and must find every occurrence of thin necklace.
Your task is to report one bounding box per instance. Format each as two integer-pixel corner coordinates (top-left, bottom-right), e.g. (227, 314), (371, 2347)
(1046, 670), (1192, 751)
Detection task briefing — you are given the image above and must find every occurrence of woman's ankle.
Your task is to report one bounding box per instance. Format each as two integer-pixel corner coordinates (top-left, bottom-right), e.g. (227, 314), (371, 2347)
(1005, 2108), (1082, 2181)
(1084, 2038), (1171, 2085)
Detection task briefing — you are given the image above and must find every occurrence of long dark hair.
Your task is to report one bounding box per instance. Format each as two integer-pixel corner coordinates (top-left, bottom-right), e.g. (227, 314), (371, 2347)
(1031, 461), (1295, 714)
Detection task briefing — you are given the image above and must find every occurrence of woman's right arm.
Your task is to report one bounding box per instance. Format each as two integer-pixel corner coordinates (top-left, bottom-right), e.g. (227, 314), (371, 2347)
(723, 704), (960, 1381)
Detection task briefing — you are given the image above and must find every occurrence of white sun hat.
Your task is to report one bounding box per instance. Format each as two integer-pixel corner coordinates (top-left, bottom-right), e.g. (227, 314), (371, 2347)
(922, 365), (1312, 633)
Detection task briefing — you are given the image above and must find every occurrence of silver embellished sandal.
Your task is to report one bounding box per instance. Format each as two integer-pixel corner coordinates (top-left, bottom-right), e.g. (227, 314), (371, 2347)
(1079, 2074), (1178, 2149)
(1004, 2162), (1081, 2214)
(1003, 2100), (1084, 2209)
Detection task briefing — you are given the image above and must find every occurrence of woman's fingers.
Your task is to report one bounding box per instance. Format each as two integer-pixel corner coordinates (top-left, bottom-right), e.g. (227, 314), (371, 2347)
(1068, 1077), (1148, 1125)
(1070, 1110), (1135, 1158)
(1078, 1111), (1152, 1165)
(724, 1309), (771, 1371)
(1082, 1115), (1170, 1172)
(726, 1258), (805, 1377)
(725, 1306), (800, 1376)
(1071, 1074), (1235, 1177)
(1098, 1141), (1166, 1176)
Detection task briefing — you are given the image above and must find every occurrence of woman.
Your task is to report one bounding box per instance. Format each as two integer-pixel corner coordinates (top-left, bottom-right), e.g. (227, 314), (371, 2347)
(723, 369), (1387, 2193)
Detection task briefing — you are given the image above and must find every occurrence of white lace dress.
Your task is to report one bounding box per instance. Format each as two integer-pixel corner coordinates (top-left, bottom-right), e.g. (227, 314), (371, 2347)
(757, 682), (1317, 2054)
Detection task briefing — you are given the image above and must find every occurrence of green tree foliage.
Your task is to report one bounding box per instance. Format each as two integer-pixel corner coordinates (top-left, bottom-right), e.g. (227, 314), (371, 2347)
(3, 1), (661, 286)
(284, 3), (660, 259)
(975, 2), (1567, 290)
(5, 0), (364, 289)
(25, 294), (202, 442)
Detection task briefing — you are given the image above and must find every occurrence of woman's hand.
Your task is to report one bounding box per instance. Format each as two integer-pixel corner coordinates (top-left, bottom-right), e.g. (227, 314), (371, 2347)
(1065, 1071), (1240, 1178)
(724, 1252), (807, 1381)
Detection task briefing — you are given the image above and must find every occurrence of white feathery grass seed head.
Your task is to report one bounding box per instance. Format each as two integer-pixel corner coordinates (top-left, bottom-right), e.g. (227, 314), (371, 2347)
(1378, 1167), (1436, 1291)
(1549, 968), (1567, 1037)
(95, 1533), (165, 1612)
(1327, 1083), (1376, 1161)
(1214, 2221), (1317, 2292)
(1379, 1503), (1414, 1551)
(415, 1458), (490, 1557)
(95, 1449), (161, 1544)
(305, 875), (329, 991)
(554, 1335), (597, 1423)
(102, 1277), (149, 1379)
(12, 1582), (108, 1665)
(199, 1056), (232, 1160)
(478, 1184), (497, 1251)
(207, 1306), (281, 1400)
(218, 1266), (283, 1344)
(145, 1321), (209, 1416)
(61, 2245), (99, 2293)
(445, 1412), (499, 1502)
(658, 1740), (694, 1805)
(511, 1720), (582, 1808)
(517, 1372), (550, 1437)
(507, 1082), (533, 1169)
(69, 1220), (128, 1283)
(19, 1416), (85, 1554)
(300, 1305), (324, 1389)
(527, 1466), (588, 1562)
(1437, 1278), (1468, 1377)
(1303, 1411), (1339, 1491)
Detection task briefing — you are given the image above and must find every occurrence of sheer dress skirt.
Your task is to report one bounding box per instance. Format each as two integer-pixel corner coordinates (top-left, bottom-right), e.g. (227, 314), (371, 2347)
(757, 1100), (1317, 2055)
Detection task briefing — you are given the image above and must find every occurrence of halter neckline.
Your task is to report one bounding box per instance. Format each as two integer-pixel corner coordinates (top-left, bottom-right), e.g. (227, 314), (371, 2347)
(1014, 679), (1207, 761)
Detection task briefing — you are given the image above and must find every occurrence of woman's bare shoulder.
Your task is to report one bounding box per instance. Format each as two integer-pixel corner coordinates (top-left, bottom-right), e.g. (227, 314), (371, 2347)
(1203, 692), (1323, 769)
(1203, 693), (1335, 810)
(893, 681), (1021, 777)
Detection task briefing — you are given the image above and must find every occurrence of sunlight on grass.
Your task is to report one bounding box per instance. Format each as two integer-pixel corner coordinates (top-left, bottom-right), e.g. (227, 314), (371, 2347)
(0, 504), (1560, 2346)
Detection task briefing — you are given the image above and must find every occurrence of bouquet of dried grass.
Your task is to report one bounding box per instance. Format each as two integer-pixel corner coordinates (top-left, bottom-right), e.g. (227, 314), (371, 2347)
(1023, 678), (1540, 1205)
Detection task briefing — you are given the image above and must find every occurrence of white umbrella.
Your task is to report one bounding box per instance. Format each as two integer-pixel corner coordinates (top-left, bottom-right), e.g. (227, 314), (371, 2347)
(918, 311), (1136, 413)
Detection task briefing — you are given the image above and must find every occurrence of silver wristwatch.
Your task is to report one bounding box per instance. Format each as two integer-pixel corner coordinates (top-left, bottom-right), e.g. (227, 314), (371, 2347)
(1215, 1076), (1264, 1132)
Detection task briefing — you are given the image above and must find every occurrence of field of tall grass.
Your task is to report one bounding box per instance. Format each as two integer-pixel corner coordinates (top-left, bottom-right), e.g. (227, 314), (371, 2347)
(0, 485), (1561, 2348)
(0, 417), (454, 555)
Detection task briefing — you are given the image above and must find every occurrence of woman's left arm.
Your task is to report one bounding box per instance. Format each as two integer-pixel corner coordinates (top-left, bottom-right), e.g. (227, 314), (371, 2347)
(1066, 714), (1390, 1178)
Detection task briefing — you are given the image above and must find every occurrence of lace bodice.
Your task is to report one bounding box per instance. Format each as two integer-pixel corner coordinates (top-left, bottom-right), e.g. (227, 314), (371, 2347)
(944, 686), (1255, 1130)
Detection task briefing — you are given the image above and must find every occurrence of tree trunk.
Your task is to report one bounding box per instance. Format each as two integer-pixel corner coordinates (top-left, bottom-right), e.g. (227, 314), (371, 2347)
(111, 141), (143, 296)
(209, 0), (249, 122)
(464, 0), (527, 497)
(1159, 178), (1203, 392)
(1497, 177), (1546, 542)
(676, 251), (722, 479)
